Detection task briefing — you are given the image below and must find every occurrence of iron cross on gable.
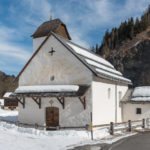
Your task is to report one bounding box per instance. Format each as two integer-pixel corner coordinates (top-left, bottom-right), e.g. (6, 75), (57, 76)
(49, 47), (55, 56)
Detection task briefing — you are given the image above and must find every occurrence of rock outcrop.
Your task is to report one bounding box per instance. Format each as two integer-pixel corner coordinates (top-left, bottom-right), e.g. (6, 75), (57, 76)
(104, 27), (150, 87)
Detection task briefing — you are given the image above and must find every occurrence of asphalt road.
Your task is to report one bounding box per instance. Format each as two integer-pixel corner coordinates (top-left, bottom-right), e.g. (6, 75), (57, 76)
(71, 132), (150, 150)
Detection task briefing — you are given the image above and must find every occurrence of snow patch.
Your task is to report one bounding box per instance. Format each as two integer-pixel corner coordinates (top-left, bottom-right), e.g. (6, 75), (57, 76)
(134, 40), (141, 47)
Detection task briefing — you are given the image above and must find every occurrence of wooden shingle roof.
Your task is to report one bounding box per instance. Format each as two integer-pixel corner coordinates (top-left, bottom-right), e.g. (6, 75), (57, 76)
(32, 18), (71, 40)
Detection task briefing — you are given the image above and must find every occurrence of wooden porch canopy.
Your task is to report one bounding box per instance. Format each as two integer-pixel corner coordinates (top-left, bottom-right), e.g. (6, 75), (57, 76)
(11, 85), (89, 110)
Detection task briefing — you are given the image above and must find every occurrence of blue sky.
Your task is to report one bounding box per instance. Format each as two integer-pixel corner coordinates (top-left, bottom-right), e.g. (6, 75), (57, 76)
(0, 0), (149, 75)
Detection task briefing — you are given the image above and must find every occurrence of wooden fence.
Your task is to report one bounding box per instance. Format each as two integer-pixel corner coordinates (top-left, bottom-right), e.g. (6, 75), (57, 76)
(0, 118), (147, 141)
(90, 119), (146, 139)
(109, 119), (145, 135)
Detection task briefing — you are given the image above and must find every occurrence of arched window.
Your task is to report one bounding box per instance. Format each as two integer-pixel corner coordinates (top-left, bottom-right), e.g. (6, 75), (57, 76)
(118, 91), (122, 101)
(108, 88), (111, 99)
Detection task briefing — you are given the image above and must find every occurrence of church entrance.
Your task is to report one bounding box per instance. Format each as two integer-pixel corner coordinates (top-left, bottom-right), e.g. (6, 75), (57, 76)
(46, 107), (59, 129)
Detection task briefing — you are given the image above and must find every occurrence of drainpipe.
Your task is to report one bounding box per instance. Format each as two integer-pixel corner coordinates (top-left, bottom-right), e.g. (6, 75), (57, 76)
(115, 84), (117, 123)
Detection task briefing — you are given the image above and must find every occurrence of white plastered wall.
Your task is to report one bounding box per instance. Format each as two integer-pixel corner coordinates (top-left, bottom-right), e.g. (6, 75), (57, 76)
(117, 84), (128, 122)
(122, 103), (150, 122)
(18, 88), (92, 126)
(92, 77), (128, 125)
(18, 35), (93, 126)
(19, 35), (92, 85)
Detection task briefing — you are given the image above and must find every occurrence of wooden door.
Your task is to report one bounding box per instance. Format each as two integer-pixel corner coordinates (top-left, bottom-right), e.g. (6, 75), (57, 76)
(46, 107), (59, 128)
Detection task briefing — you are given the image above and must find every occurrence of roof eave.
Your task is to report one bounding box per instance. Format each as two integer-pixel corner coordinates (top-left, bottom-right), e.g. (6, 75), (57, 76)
(97, 73), (132, 85)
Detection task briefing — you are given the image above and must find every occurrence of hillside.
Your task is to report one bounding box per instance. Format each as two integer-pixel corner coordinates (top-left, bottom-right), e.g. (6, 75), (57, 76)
(102, 27), (150, 87)
(0, 71), (18, 98)
(93, 5), (150, 87)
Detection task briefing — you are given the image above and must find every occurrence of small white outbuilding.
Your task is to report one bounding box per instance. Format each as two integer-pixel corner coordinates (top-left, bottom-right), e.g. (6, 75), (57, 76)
(13, 19), (131, 128)
(122, 86), (150, 122)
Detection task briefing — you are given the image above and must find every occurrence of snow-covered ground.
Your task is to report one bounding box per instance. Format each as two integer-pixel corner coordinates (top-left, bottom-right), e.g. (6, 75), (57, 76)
(0, 109), (18, 121)
(0, 109), (136, 150)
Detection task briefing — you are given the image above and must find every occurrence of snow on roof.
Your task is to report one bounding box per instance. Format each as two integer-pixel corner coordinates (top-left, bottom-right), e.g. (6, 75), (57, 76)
(85, 58), (122, 76)
(131, 97), (150, 101)
(95, 68), (131, 83)
(3, 92), (12, 98)
(67, 42), (114, 68)
(129, 86), (150, 102)
(132, 86), (150, 97)
(15, 85), (79, 94)
(52, 33), (131, 85)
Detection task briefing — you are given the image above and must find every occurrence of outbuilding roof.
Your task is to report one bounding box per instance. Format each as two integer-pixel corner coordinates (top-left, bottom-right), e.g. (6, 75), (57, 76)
(131, 86), (150, 102)
(122, 86), (150, 103)
(3, 92), (12, 98)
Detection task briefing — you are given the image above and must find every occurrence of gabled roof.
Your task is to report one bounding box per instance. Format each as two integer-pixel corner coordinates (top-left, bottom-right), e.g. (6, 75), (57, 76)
(16, 32), (132, 85)
(122, 86), (150, 103)
(131, 86), (150, 102)
(52, 33), (132, 85)
(31, 18), (71, 40)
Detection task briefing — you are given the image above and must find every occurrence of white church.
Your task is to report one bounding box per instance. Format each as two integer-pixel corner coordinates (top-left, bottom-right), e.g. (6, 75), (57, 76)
(13, 18), (132, 128)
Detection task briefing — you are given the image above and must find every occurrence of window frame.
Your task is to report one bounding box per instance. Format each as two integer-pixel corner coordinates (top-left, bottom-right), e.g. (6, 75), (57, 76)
(136, 108), (142, 114)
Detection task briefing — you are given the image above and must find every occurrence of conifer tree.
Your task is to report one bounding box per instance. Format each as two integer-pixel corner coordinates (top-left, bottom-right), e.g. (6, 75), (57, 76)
(95, 5), (150, 55)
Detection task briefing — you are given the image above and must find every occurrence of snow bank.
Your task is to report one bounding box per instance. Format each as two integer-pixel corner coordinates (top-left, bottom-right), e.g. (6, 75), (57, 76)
(0, 109), (136, 150)
(0, 120), (137, 150)
(0, 109), (18, 121)
(15, 85), (79, 93)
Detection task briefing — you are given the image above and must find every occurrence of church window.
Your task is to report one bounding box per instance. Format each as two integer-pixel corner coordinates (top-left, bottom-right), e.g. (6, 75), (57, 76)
(50, 75), (55, 81)
(136, 108), (142, 114)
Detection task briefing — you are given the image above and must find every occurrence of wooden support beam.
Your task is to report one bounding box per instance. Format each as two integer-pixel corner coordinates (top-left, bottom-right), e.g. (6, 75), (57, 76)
(79, 96), (86, 110)
(57, 97), (65, 109)
(16, 96), (25, 108)
(31, 97), (41, 109)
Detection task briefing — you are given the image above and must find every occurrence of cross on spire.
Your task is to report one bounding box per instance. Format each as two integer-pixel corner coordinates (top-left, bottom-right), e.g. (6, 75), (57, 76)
(49, 47), (55, 56)
(50, 9), (52, 20)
